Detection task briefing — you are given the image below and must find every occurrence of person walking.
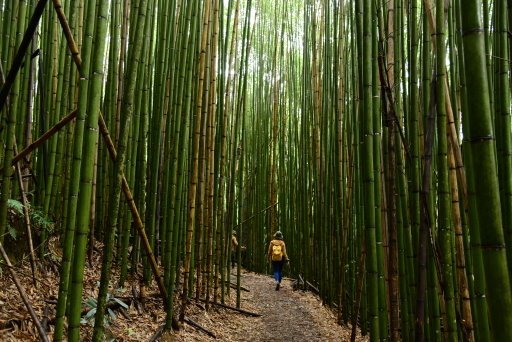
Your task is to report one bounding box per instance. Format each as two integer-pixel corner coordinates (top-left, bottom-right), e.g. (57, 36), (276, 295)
(268, 231), (289, 290)
(231, 230), (239, 268)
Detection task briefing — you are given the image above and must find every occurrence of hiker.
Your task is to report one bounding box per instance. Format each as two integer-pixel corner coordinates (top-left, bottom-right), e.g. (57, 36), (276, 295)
(268, 231), (289, 290)
(231, 230), (239, 268)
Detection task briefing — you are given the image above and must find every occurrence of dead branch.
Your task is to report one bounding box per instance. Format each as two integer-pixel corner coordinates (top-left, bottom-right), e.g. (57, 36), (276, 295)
(41, 304), (50, 334)
(148, 324), (165, 342)
(306, 281), (320, 294)
(201, 299), (261, 317)
(225, 281), (250, 292)
(184, 317), (217, 338)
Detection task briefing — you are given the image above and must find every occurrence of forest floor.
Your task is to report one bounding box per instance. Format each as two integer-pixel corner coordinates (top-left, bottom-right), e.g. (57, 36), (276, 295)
(0, 240), (366, 341)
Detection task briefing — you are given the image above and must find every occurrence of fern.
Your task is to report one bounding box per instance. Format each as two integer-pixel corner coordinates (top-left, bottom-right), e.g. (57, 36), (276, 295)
(7, 199), (24, 216)
(30, 208), (53, 232)
(6, 223), (17, 240)
(6, 199), (54, 234)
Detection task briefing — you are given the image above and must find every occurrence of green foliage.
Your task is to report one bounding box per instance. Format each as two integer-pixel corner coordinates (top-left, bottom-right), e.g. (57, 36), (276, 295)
(30, 207), (54, 233)
(7, 199), (24, 216)
(6, 199), (54, 236)
(6, 199), (24, 240)
(7, 224), (17, 240)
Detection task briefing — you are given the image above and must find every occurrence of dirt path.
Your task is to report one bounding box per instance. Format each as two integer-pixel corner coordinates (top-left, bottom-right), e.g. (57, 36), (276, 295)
(228, 272), (354, 341)
(172, 270), (365, 341)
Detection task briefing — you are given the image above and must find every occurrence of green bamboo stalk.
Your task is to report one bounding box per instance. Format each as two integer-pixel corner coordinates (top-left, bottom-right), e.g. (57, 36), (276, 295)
(453, 2), (491, 340)
(52, 3), (83, 338)
(360, 0), (379, 339)
(67, 0), (110, 339)
(460, 1), (512, 339)
(493, 0), (512, 276)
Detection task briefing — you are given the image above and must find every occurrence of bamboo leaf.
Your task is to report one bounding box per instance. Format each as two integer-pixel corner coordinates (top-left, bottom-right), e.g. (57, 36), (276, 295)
(111, 297), (129, 309)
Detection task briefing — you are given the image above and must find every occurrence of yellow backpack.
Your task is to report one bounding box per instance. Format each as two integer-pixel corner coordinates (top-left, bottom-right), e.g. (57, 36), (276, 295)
(272, 244), (283, 261)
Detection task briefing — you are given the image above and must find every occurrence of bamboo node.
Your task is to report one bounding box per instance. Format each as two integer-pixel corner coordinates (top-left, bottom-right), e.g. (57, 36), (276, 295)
(478, 243), (506, 250)
(461, 27), (485, 37)
(464, 135), (494, 143)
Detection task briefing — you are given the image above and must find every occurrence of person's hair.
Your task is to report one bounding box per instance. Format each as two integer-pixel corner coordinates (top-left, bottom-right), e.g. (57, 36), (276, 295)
(232, 230), (237, 236)
(273, 231), (283, 239)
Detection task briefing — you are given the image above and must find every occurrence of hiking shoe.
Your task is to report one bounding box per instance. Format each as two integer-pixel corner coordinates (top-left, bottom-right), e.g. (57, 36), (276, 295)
(275, 282), (280, 291)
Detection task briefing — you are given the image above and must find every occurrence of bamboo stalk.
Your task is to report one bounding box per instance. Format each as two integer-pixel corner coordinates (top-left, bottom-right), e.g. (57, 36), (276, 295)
(350, 241), (366, 342)
(423, 0), (468, 203)
(460, 0), (512, 338)
(448, 138), (474, 341)
(415, 78), (436, 342)
(180, 0), (213, 322)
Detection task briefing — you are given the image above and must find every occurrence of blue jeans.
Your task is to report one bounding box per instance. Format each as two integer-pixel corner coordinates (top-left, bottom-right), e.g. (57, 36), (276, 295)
(272, 260), (284, 283)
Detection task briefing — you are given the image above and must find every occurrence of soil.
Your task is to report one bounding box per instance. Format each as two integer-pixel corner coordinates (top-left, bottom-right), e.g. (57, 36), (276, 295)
(0, 242), (367, 341)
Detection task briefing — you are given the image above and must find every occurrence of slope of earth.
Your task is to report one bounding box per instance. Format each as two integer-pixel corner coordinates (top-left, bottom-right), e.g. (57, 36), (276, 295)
(0, 241), (366, 341)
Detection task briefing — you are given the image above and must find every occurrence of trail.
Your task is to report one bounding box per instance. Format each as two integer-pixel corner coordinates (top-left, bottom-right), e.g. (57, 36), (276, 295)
(172, 270), (365, 341)
(228, 272), (354, 341)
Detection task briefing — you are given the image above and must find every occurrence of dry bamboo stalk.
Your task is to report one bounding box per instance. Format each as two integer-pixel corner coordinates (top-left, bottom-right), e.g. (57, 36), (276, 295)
(51, 0), (81, 67)
(10, 110), (77, 167)
(423, 0), (468, 204)
(444, 81), (468, 203)
(448, 139), (474, 341)
(183, 318), (216, 338)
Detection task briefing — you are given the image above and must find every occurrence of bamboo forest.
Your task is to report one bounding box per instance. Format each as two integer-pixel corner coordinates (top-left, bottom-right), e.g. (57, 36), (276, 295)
(1, 0), (512, 341)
